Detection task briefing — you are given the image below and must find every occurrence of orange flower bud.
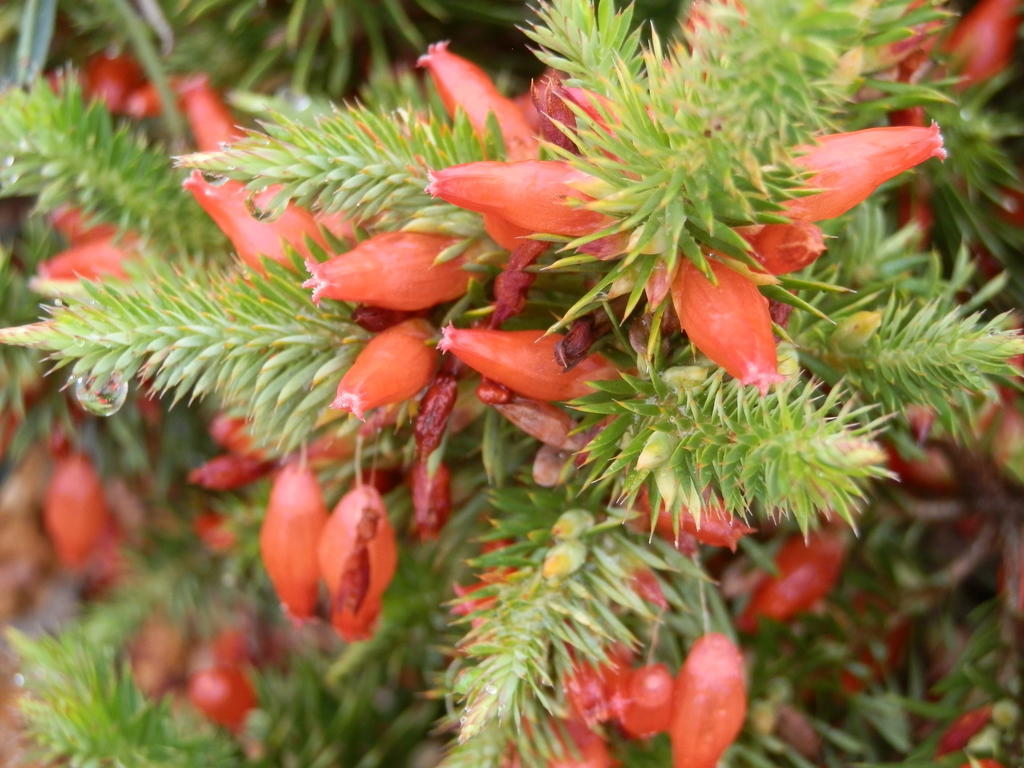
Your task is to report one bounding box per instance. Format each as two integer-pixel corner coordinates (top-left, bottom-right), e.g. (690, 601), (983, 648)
(49, 205), (117, 244)
(747, 221), (826, 274)
(44, 453), (110, 569)
(483, 212), (532, 250)
(944, 0), (1020, 88)
(36, 235), (134, 281)
(187, 666), (256, 731)
(618, 664), (674, 739)
(187, 453), (274, 490)
(208, 414), (263, 458)
(83, 53), (145, 114)
(739, 531), (846, 631)
(193, 512), (236, 553)
(670, 260), (781, 394)
(303, 232), (469, 310)
(438, 327), (618, 402)
(332, 319), (438, 419)
(426, 160), (623, 256)
(655, 504), (756, 551)
(670, 634), (747, 768)
(317, 485), (397, 642)
(417, 42), (537, 161)
(176, 74), (243, 152)
(784, 124), (946, 222)
(183, 170), (328, 273)
(260, 464), (328, 620)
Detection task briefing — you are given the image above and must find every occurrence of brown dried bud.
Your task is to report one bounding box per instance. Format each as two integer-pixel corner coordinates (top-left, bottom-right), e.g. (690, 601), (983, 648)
(352, 305), (416, 333)
(476, 378), (514, 405)
(494, 398), (587, 451)
(411, 460), (451, 540)
(414, 359), (461, 458)
(532, 71), (579, 154)
(554, 315), (598, 371)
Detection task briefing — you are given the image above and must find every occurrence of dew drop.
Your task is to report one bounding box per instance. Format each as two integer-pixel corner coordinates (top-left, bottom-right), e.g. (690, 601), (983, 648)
(484, 684), (498, 696)
(244, 192), (283, 222)
(2, 156), (14, 168)
(200, 170), (230, 186)
(72, 371), (128, 416)
(12, 673), (24, 687)
(217, 141), (233, 152)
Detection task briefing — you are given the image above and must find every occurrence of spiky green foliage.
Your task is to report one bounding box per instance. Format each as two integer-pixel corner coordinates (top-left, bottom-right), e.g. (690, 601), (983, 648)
(0, 254), (365, 451)
(0, 78), (221, 253)
(522, 0), (948, 269)
(180, 105), (489, 236)
(10, 628), (239, 767)
(578, 373), (891, 530)
(447, 486), (707, 749)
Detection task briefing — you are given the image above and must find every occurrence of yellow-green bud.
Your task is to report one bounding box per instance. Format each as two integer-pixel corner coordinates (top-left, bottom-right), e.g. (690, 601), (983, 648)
(750, 700), (777, 735)
(776, 342), (800, 380)
(831, 311), (882, 352)
(992, 699), (1019, 729)
(662, 365), (708, 391)
(965, 725), (999, 755)
(542, 540), (587, 579)
(654, 465), (679, 510)
(836, 438), (887, 468)
(636, 431), (676, 472)
(552, 509), (594, 540)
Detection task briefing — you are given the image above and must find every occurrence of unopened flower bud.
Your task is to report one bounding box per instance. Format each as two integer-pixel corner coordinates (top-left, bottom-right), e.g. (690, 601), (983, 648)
(636, 431), (676, 471)
(786, 124), (946, 222)
(992, 699), (1019, 729)
(439, 326), (618, 402)
(417, 42), (537, 161)
(662, 365), (709, 390)
(543, 539), (587, 579)
(831, 311), (882, 352)
(776, 342), (800, 380)
(654, 465), (679, 510)
(552, 509), (594, 539)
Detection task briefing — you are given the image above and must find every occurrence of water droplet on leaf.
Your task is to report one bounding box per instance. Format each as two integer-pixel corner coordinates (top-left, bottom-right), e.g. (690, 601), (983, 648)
(73, 372), (128, 416)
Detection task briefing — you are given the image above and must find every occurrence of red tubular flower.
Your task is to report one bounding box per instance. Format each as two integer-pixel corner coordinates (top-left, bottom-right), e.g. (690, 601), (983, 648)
(944, 0), (1020, 88)
(739, 531), (846, 631)
(654, 502), (756, 551)
(183, 171), (328, 272)
(548, 720), (614, 768)
(332, 319), (438, 420)
(260, 464), (328, 620)
(208, 414), (263, 458)
(187, 453), (274, 490)
(746, 221), (826, 274)
(564, 645), (633, 725)
(670, 260), (781, 394)
(36, 235), (134, 281)
(784, 124), (946, 222)
(670, 633), (747, 768)
(618, 664), (674, 739)
(439, 327), (618, 402)
(193, 512), (236, 553)
(44, 454), (110, 569)
(302, 232), (468, 310)
(317, 485), (398, 642)
(49, 206), (117, 244)
(187, 666), (256, 731)
(426, 160), (623, 256)
(417, 42), (537, 161)
(936, 705), (993, 756)
(176, 74), (243, 152)
(83, 53), (145, 113)
(483, 212), (533, 250)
